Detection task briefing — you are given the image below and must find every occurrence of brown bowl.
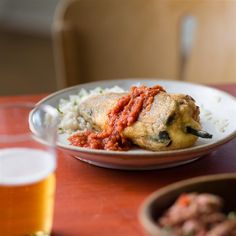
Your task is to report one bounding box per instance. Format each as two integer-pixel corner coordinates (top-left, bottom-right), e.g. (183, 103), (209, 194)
(139, 173), (236, 236)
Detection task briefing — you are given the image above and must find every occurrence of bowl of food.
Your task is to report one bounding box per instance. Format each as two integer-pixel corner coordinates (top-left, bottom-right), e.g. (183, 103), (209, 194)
(139, 173), (236, 236)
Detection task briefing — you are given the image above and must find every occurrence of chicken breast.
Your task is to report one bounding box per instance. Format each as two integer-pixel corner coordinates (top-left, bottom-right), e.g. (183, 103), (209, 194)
(77, 91), (201, 151)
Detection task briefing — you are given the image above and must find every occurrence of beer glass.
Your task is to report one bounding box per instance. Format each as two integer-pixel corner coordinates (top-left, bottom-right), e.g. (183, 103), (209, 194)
(0, 103), (58, 236)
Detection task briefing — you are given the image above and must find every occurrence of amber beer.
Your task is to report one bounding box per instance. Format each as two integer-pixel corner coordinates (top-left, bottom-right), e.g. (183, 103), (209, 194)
(0, 148), (56, 236)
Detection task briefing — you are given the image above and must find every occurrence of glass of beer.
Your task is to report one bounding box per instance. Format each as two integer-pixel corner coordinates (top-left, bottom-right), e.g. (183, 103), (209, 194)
(0, 102), (58, 236)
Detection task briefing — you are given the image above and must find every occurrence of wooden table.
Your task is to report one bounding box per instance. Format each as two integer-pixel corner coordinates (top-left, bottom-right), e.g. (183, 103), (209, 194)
(1, 84), (236, 236)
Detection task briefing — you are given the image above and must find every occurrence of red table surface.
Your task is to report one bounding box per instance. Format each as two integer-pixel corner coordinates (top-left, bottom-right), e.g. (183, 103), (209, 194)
(0, 84), (235, 236)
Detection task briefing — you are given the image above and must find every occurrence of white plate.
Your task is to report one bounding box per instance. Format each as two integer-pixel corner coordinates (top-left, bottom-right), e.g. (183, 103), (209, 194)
(30, 79), (236, 170)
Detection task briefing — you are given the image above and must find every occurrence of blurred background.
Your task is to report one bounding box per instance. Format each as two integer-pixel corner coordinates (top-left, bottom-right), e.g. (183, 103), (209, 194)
(0, 0), (59, 95)
(1, 0), (236, 96)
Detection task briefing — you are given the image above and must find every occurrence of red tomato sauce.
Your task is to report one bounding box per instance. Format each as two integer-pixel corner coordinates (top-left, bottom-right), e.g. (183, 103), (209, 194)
(68, 85), (165, 150)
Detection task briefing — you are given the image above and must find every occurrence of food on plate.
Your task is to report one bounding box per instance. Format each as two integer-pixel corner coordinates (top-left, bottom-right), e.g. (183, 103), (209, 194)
(57, 86), (125, 133)
(157, 193), (236, 236)
(64, 84), (212, 151)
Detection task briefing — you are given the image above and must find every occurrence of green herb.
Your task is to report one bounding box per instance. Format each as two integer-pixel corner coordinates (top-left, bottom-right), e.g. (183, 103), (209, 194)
(185, 232), (195, 236)
(58, 127), (64, 133)
(162, 226), (172, 233)
(228, 211), (236, 220)
(57, 107), (63, 114)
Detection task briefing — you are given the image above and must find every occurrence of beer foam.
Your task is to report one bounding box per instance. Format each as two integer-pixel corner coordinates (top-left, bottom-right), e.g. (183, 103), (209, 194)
(0, 148), (56, 186)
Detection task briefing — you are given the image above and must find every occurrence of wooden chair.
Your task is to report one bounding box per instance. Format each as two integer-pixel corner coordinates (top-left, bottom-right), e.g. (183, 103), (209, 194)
(52, 0), (236, 89)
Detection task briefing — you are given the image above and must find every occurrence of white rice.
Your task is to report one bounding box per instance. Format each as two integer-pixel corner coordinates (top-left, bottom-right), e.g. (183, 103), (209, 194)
(57, 86), (125, 133)
(200, 103), (229, 133)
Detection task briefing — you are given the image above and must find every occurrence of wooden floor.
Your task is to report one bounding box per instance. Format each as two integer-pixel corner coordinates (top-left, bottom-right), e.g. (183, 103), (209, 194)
(0, 30), (57, 96)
